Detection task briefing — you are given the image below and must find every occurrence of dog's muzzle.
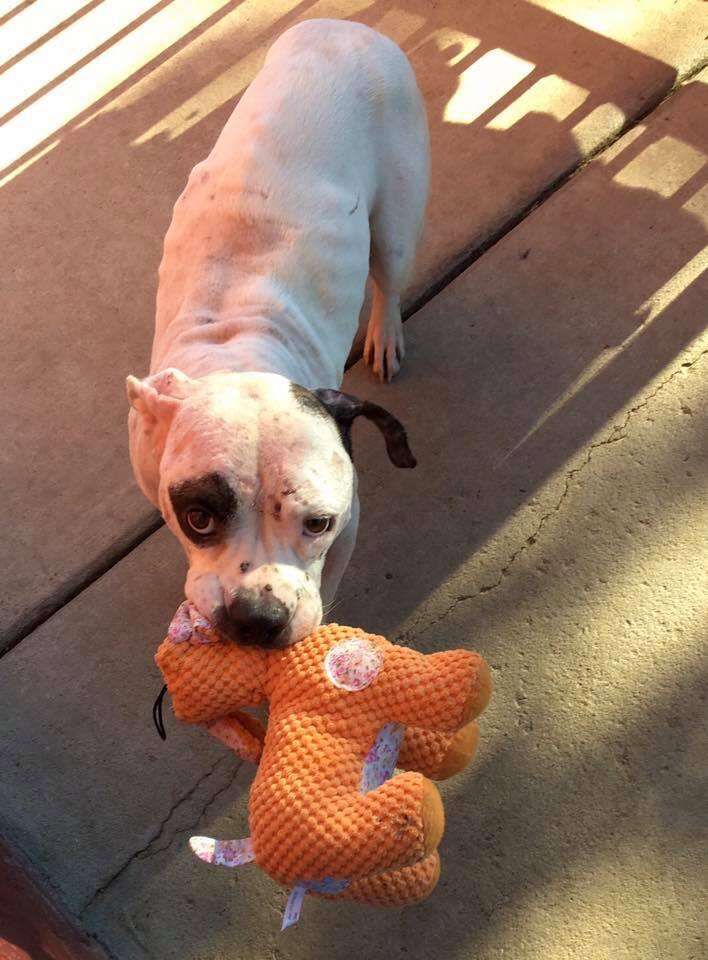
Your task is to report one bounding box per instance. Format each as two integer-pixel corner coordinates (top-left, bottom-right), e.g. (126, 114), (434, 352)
(220, 587), (291, 647)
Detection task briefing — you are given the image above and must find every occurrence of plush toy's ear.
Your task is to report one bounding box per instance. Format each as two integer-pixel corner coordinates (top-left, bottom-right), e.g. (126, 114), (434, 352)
(126, 368), (194, 422)
(313, 388), (416, 468)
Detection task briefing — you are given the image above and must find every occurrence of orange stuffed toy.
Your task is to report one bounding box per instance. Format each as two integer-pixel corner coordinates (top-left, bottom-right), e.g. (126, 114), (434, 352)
(156, 602), (491, 928)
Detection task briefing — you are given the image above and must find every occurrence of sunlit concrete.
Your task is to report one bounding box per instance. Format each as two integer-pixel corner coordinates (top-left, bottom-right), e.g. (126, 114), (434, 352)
(0, 57), (705, 959)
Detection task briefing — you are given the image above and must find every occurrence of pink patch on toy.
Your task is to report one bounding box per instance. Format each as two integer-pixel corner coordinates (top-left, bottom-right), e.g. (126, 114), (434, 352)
(188, 603), (219, 644)
(324, 637), (384, 692)
(167, 602), (193, 643)
(189, 836), (256, 867)
(167, 601), (221, 644)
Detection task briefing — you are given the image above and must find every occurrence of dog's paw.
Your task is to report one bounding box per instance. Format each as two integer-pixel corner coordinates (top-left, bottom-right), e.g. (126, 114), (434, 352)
(363, 308), (405, 383)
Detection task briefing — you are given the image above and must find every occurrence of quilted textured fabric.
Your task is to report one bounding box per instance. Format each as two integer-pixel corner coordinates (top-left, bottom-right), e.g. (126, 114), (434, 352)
(156, 622), (491, 904)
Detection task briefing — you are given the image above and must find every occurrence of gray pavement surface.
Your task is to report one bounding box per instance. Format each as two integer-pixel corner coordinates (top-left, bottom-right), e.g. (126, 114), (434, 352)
(1, 4), (707, 959)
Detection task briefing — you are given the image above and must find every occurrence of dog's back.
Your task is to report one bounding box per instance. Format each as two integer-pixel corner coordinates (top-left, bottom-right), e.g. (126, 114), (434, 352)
(151, 19), (428, 388)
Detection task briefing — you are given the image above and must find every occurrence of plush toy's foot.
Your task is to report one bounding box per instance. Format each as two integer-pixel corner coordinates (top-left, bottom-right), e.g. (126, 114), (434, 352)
(435, 720), (480, 780)
(316, 851), (441, 907)
(254, 772), (443, 883)
(421, 778), (445, 856)
(397, 721), (480, 781)
(461, 657), (493, 723)
(396, 657), (490, 782)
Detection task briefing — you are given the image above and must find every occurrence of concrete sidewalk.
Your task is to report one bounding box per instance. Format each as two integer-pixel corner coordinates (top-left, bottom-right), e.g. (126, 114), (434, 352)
(1, 3), (707, 959)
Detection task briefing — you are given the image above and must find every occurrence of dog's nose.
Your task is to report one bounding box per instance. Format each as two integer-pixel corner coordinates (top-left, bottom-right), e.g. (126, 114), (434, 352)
(223, 587), (290, 646)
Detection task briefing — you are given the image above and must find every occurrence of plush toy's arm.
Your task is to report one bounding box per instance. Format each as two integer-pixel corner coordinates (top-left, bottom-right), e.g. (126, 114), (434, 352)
(207, 712), (266, 764)
(376, 646), (491, 734)
(155, 639), (268, 724)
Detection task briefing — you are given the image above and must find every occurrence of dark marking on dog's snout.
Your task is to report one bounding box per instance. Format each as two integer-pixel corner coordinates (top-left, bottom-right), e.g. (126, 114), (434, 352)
(240, 560), (251, 573)
(272, 500), (282, 520)
(222, 587), (291, 647)
(282, 485), (295, 497)
(169, 472), (237, 546)
(264, 583), (273, 592)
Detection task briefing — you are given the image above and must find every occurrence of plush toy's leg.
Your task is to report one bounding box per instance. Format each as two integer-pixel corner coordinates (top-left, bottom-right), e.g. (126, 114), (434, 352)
(252, 772), (444, 883)
(397, 721), (480, 781)
(316, 852), (441, 907)
(396, 661), (490, 780)
(206, 712), (265, 764)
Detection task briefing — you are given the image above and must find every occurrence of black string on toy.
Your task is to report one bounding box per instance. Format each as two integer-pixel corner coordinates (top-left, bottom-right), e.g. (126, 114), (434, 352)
(153, 684), (168, 740)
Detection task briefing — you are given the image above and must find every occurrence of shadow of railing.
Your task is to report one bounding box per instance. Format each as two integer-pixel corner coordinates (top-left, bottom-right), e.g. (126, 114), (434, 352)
(333, 74), (706, 643)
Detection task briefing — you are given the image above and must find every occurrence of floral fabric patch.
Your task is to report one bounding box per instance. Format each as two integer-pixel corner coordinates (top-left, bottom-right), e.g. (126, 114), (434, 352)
(324, 636), (384, 692)
(189, 836), (255, 867)
(360, 722), (405, 793)
(167, 601), (219, 644)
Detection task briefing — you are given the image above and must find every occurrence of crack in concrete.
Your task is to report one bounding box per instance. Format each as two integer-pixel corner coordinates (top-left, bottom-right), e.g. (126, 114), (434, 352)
(137, 754), (244, 864)
(403, 347), (707, 639)
(80, 753), (246, 954)
(80, 754), (230, 915)
(83, 926), (125, 960)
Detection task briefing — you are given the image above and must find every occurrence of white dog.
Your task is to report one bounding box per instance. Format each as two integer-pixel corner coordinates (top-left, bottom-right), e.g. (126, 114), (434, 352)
(127, 19), (430, 647)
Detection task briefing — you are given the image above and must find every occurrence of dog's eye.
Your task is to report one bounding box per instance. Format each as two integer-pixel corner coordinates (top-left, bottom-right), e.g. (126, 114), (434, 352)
(186, 508), (215, 534)
(304, 516), (334, 536)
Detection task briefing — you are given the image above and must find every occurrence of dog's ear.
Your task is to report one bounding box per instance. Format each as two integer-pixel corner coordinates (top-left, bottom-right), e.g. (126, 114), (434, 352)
(126, 369), (195, 506)
(126, 368), (194, 423)
(313, 389), (416, 468)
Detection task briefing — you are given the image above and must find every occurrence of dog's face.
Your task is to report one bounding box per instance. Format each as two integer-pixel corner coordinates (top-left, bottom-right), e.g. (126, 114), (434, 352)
(127, 368), (415, 647)
(128, 369), (357, 647)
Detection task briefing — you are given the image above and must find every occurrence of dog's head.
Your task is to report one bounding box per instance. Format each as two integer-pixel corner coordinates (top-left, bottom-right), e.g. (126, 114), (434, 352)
(127, 368), (415, 648)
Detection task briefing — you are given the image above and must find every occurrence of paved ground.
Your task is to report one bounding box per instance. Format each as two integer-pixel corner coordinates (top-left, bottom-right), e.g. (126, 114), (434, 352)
(1, 2), (706, 958)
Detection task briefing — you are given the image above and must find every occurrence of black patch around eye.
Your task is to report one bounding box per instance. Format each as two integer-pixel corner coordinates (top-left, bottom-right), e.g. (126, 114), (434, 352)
(168, 472), (237, 545)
